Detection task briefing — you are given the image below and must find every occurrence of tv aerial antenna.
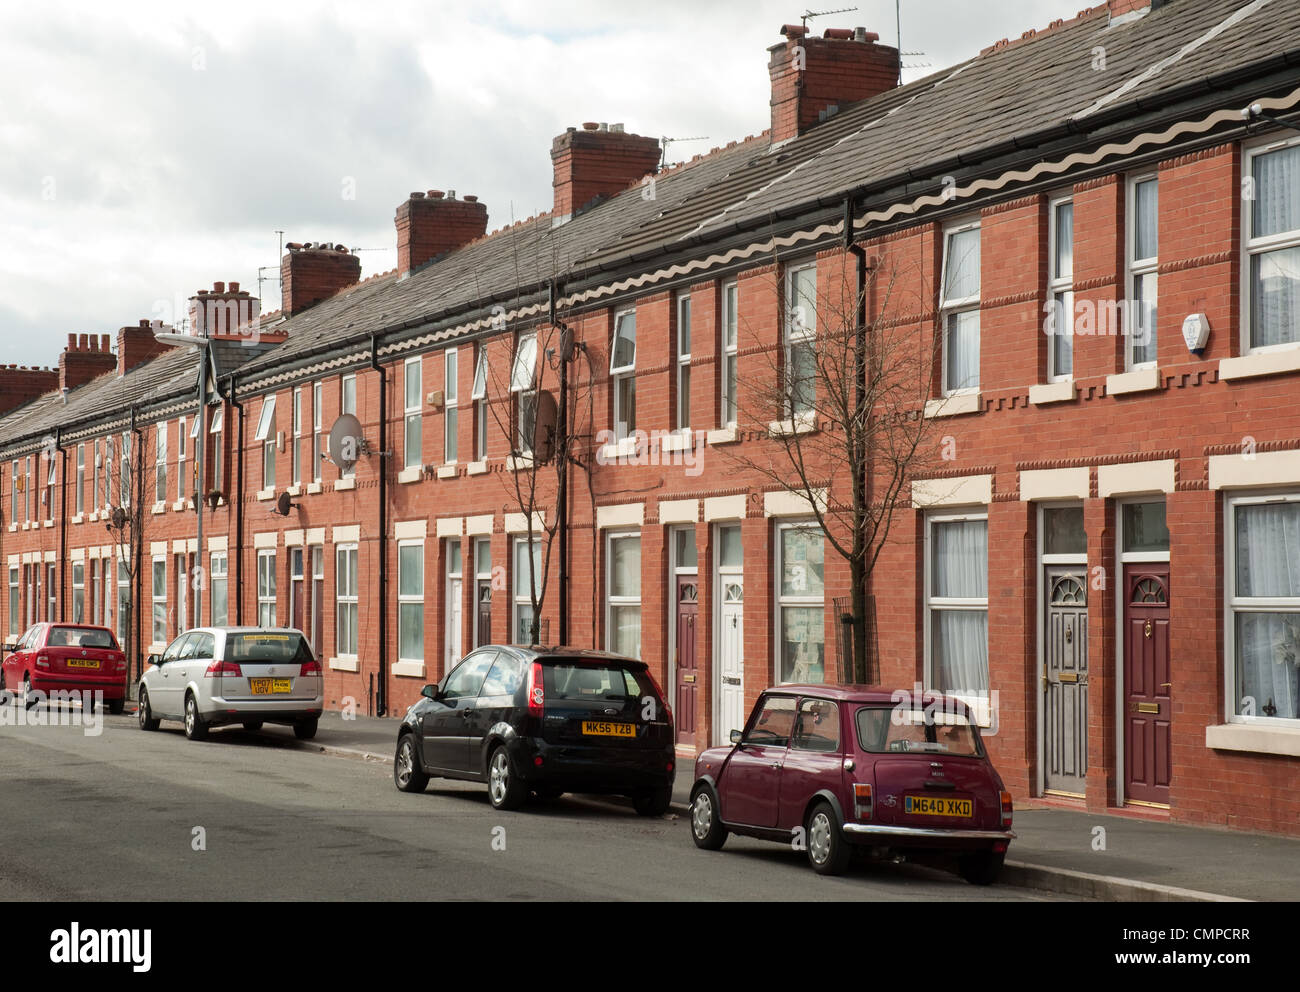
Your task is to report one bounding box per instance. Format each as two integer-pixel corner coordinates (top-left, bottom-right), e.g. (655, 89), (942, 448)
(660, 135), (710, 169)
(800, 6), (858, 30)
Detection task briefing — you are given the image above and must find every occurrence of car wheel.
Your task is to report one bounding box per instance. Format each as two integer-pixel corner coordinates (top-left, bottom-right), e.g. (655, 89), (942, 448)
(241, 720), (264, 732)
(293, 717), (318, 741)
(108, 698), (125, 716)
(487, 745), (525, 811)
(183, 693), (209, 741)
(22, 673), (36, 710)
(137, 687), (161, 731)
(958, 849), (1005, 886)
(806, 801), (851, 876)
(633, 786), (672, 818)
(394, 734), (429, 793)
(689, 786), (728, 851)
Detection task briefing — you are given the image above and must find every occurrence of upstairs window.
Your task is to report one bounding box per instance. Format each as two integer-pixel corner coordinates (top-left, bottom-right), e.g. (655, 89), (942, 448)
(154, 422), (168, 502)
(1245, 137), (1300, 351)
(721, 281), (739, 427)
(444, 348), (458, 464)
(1048, 198), (1075, 381)
(340, 375), (356, 478)
(472, 345), (489, 461)
(676, 295), (692, 430)
(511, 332), (538, 456)
(177, 418), (187, 502)
(312, 381), (323, 483)
(76, 443), (85, 516)
(784, 263), (817, 418)
(404, 357), (422, 471)
(610, 311), (637, 441)
(292, 388), (304, 487)
(940, 223), (981, 394)
(1127, 176), (1159, 369)
(254, 395), (276, 490)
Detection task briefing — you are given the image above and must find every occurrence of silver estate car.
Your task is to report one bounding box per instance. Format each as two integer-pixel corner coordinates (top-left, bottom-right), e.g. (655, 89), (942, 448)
(137, 627), (324, 741)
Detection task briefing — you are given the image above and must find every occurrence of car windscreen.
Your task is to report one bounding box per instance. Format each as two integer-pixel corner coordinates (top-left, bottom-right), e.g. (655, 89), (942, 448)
(543, 662), (656, 709)
(225, 633), (314, 664)
(48, 626), (119, 650)
(856, 706), (982, 757)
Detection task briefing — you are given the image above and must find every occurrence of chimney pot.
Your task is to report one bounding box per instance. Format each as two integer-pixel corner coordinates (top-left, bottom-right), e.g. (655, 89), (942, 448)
(229, 281), (240, 294)
(411, 191), (425, 199)
(582, 121), (599, 131)
(213, 281), (225, 293)
(429, 190), (444, 199)
(67, 333), (75, 349)
(78, 333), (89, 350)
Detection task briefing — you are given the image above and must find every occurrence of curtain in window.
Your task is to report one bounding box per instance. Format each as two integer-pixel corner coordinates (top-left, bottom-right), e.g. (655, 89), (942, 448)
(610, 537), (641, 598)
(1054, 202), (1074, 278)
(610, 605), (642, 659)
(933, 610), (989, 695)
(932, 520), (987, 598)
(1253, 145), (1300, 240)
(944, 229), (980, 300)
(1235, 503), (1300, 718)
(1252, 247), (1300, 348)
(1236, 503), (1300, 597)
(946, 311), (980, 391)
(1133, 180), (1159, 260)
(932, 519), (988, 696)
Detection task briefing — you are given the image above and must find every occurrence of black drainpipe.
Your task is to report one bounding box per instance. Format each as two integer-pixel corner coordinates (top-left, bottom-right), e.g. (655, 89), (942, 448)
(130, 407), (143, 686)
(370, 335), (388, 717)
(226, 374), (245, 625)
(56, 427), (66, 622)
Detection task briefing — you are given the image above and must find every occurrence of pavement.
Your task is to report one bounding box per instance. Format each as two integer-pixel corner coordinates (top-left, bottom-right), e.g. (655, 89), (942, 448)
(154, 706), (1300, 902)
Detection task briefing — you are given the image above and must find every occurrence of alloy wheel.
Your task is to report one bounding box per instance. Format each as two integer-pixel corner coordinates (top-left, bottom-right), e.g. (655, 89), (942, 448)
(489, 751), (509, 805)
(396, 740), (414, 788)
(185, 698), (195, 735)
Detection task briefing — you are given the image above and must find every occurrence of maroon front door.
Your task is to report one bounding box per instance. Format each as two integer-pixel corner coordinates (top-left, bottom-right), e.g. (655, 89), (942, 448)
(674, 576), (699, 747)
(1124, 566), (1172, 807)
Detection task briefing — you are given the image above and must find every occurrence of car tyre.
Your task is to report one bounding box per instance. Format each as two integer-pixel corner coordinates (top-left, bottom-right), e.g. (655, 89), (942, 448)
(487, 745), (525, 811)
(108, 697), (125, 715)
(958, 850), (1005, 886)
(293, 717), (318, 741)
(242, 720), (264, 732)
(806, 801), (851, 876)
(633, 785), (672, 818)
(690, 785), (728, 851)
(394, 734), (429, 793)
(22, 673), (37, 710)
(138, 687), (161, 731)
(183, 693), (209, 741)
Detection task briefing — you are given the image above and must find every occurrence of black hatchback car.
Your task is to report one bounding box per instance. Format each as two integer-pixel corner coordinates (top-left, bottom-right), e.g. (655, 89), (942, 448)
(393, 645), (676, 815)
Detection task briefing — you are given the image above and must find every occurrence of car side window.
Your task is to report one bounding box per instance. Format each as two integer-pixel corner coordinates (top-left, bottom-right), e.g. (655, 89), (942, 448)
(744, 695), (797, 746)
(444, 652), (497, 701)
(163, 634), (191, 663)
(178, 635), (201, 661)
(792, 698), (840, 752)
(191, 633), (216, 659)
(480, 654), (524, 697)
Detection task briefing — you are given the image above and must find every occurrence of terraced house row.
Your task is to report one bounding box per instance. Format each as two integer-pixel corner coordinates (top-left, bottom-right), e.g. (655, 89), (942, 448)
(4, 0), (1300, 837)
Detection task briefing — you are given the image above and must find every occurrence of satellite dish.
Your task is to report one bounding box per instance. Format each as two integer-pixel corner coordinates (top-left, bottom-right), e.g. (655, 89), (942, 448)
(275, 491), (299, 516)
(329, 414), (365, 474)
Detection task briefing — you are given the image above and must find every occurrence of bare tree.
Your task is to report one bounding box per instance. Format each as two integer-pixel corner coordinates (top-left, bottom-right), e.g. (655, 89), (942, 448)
(99, 423), (145, 685)
(722, 247), (951, 683)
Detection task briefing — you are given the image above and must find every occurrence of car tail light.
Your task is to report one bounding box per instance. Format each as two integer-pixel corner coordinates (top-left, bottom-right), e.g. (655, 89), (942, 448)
(644, 670), (673, 724)
(205, 660), (242, 677)
(999, 790), (1013, 828)
(114, 658), (127, 672)
(299, 659), (322, 677)
(853, 782), (873, 821)
(527, 662), (544, 717)
(36, 655), (50, 669)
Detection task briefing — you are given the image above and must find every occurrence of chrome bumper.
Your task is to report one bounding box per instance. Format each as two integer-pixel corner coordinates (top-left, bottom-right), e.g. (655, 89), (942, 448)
(843, 823), (1017, 841)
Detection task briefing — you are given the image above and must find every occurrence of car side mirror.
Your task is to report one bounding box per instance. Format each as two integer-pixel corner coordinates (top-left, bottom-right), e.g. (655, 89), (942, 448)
(421, 684), (437, 700)
(730, 729), (743, 745)
(1, 641), (14, 655)
(147, 654), (161, 667)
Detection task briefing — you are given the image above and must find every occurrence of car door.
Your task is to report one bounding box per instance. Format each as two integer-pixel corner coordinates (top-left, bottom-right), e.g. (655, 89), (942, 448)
(151, 633), (193, 717)
(421, 651), (497, 773)
(465, 652), (522, 774)
(720, 693), (796, 828)
(777, 697), (844, 832)
(184, 631), (217, 709)
(6, 626), (37, 690)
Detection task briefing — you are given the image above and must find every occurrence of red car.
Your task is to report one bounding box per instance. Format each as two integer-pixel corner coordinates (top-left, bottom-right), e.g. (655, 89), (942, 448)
(688, 685), (1014, 884)
(1, 623), (129, 714)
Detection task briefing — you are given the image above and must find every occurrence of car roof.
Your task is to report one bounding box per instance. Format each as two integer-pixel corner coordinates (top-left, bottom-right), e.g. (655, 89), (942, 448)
(762, 683), (974, 708)
(488, 644), (647, 667)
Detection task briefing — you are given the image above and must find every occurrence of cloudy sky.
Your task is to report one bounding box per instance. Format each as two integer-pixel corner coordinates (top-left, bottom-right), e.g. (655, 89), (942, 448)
(0, 0), (1074, 367)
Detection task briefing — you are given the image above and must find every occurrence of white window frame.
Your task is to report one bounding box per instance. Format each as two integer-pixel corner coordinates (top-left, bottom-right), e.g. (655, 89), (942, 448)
(1126, 174), (1159, 370)
(610, 310), (637, 442)
(72, 561), (85, 624)
(774, 520), (826, 685)
(511, 333), (538, 457)
(443, 538), (461, 663)
(605, 531), (642, 659)
(90, 442), (98, 514)
(404, 357), (423, 471)
(512, 536), (541, 645)
(210, 552), (229, 627)
(471, 345), (488, 461)
(116, 556), (129, 643)
(255, 395), (276, 490)
(177, 417), (187, 502)
(257, 549), (276, 628)
(784, 262), (818, 419)
(340, 375), (356, 478)
(1047, 196), (1075, 383)
(292, 387), (304, 487)
(151, 556), (167, 646)
(155, 422), (167, 502)
(311, 381), (323, 484)
(1223, 490), (1300, 728)
(1243, 134), (1300, 354)
(75, 444), (85, 516)
(335, 544), (359, 659)
(444, 348), (459, 464)
(8, 566), (18, 636)
(939, 220), (981, 396)
(43, 453), (53, 522)
(676, 294), (692, 430)
(120, 433), (131, 507)
(923, 509), (991, 721)
(721, 281), (738, 427)
(473, 537), (492, 649)
(398, 539), (425, 664)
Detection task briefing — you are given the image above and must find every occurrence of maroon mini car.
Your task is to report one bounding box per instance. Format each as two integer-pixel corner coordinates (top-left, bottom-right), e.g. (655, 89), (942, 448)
(1, 623), (129, 714)
(689, 685), (1014, 884)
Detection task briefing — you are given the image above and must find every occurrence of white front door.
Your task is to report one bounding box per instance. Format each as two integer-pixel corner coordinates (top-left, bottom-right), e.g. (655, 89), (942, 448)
(446, 577), (463, 670)
(716, 577), (745, 745)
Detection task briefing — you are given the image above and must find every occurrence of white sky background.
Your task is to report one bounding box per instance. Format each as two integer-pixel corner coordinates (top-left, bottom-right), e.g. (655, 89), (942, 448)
(0, 0), (1074, 367)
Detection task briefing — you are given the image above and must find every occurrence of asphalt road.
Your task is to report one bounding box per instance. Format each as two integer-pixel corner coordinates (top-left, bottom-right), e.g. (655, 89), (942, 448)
(0, 707), (1073, 901)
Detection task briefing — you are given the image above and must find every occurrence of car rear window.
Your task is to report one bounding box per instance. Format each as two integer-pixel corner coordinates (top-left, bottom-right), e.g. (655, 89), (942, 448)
(48, 626), (119, 650)
(225, 633), (314, 664)
(856, 706), (982, 757)
(544, 662), (656, 706)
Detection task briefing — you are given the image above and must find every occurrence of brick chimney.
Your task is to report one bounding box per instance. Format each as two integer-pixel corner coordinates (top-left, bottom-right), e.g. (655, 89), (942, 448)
(396, 191), (489, 278)
(0, 364), (59, 416)
(1108, 0), (1168, 24)
(768, 25), (900, 145)
(59, 333), (116, 392)
(117, 320), (174, 376)
(188, 280), (266, 340)
(281, 243), (362, 316)
(551, 123), (661, 224)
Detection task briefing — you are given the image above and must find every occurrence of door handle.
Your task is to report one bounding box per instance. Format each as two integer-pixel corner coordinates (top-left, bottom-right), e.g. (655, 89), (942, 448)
(1160, 682), (1172, 690)
(770, 762), (781, 769)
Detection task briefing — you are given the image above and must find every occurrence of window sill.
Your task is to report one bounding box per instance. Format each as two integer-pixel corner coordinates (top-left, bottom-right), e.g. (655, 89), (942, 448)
(768, 413), (817, 437)
(286, 485), (301, 497)
(660, 430), (694, 453)
(89, 511), (99, 523)
(1106, 366), (1161, 396)
(171, 500), (186, 512)
(329, 656), (359, 673)
(437, 464), (458, 480)
(397, 466), (423, 485)
(43, 520), (53, 529)
(1205, 722), (1300, 757)
(706, 426), (738, 446)
(391, 660), (426, 679)
(306, 482), (323, 495)
(152, 502), (167, 515)
(71, 514), (84, 525)
(507, 454), (535, 472)
(599, 437), (639, 462)
(1219, 346), (1300, 382)
(1028, 380), (1075, 405)
(20, 522), (30, 531)
(256, 488), (275, 502)
(924, 393), (981, 419)
(466, 460), (488, 476)
(7, 524), (16, 533)
(335, 477), (356, 492)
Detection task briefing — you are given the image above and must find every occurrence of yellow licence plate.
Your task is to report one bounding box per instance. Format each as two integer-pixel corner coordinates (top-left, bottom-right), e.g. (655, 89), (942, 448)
(249, 678), (292, 695)
(582, 720), (636, 738)
(905, 796), (973, 818)
(67, 659), (101, 669)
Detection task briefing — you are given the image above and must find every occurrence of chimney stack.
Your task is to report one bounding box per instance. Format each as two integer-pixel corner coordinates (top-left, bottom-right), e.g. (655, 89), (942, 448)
(188, 280), (263, 340)
(117, 320), (174, 376)
(280, 243), (362, 315)
(768, 24), (900, 144)
(551, 124), (660, 225)
(0, 364), (59, 416)
(395, 190), (489, 279)
(59, 332), (117, 392)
